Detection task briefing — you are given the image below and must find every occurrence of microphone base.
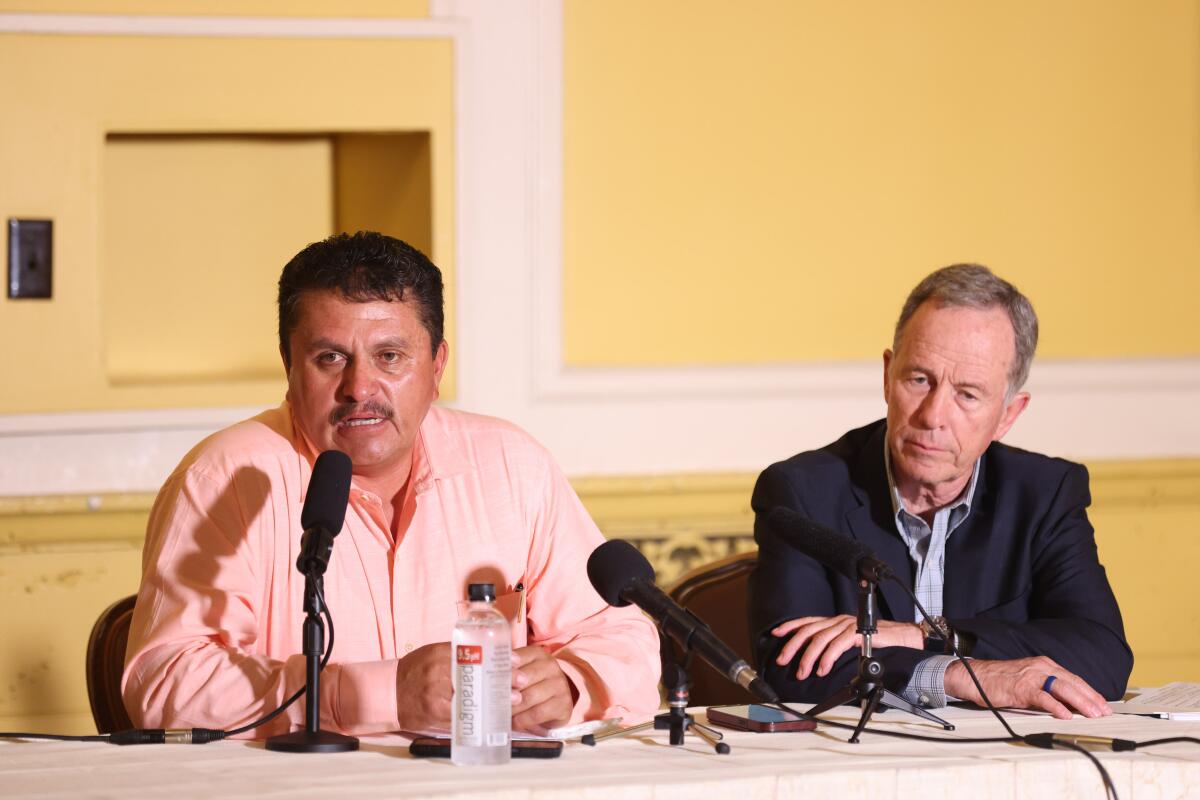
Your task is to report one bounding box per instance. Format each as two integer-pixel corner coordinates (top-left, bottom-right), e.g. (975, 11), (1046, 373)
(265, 729), (359, 753)
(805, 579), (953, 741)
(583, 670), (730, 755)
(807, 678), (954, 742)
(581, 710), (729, 755)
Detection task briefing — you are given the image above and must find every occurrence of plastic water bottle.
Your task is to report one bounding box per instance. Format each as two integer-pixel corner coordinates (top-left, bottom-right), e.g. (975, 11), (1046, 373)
(451, 582), (512, 765)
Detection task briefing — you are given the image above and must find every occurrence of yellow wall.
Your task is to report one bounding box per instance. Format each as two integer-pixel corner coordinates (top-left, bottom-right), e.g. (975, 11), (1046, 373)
(0, 28), (455, 413)
(563, 0), (1200, 365)
(103, 135), (333, 385)
(2, 460), (1196, 733)
(336, 132), (435, 260)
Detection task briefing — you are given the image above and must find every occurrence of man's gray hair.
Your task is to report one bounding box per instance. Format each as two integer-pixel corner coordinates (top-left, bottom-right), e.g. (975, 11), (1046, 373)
(893, 264), (1039, 394)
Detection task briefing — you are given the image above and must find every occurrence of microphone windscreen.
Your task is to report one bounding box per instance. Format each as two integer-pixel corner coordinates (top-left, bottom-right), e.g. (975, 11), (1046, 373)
(586, 539), (656, 607)
(766, 506), (870, 582)
(301, 450), (353, 536)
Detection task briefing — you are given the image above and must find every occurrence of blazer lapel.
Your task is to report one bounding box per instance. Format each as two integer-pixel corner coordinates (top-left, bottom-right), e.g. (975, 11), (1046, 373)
(845, 424), (914, 622)
(943, 451), (1002, 618)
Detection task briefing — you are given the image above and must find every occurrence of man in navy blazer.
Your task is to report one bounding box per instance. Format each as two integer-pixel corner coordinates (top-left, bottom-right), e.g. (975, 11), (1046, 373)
(750, 265), (1131, 719)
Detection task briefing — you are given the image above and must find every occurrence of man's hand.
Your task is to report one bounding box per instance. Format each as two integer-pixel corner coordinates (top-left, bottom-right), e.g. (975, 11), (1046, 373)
(396, 642), (453, 731)
(944, 656), (1112, 720)
(511, 645), (575, 734)
(772, 615), (923, 679)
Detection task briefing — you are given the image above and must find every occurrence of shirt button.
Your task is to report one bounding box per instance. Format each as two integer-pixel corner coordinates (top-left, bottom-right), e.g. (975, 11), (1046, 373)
(404, 643), (414, 652)
(919, 694), (931, 705)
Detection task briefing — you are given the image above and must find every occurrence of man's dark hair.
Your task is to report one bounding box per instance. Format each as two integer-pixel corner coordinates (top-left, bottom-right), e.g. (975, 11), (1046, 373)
(277, 231), (444, 364)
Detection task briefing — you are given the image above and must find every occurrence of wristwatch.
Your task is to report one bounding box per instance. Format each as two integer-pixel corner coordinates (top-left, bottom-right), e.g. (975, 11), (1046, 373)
(919, 616), (958, 654)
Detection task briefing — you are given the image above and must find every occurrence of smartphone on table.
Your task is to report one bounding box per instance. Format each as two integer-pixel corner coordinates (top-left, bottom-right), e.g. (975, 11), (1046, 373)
(705, 704), (817, 733)
(409, 736), (564, 758)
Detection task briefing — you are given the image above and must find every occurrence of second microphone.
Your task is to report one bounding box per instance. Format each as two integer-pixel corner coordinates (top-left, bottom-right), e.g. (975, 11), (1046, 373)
(586, 539), (779, 703)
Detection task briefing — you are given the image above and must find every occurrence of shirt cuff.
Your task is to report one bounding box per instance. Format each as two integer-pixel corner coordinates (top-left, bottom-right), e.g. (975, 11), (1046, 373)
(901, 654), (958, 708)
(552, 649), (658, 727)
(553, 657), (594, 726)
(330, 658), (403, 734)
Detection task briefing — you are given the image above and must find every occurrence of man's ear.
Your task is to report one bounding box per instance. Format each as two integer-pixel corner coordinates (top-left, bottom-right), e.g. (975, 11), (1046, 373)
(882, 348), (894, 404)
(431, 340), (449, 399)
(992, 391), (1031, 442)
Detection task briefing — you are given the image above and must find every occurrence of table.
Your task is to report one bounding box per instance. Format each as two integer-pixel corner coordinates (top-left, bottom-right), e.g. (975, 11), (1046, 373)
(3, 706), (1199, 799)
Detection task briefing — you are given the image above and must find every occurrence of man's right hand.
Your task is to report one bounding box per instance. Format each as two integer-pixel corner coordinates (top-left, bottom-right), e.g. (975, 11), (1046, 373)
(771, 615), (923, 679)
(396, 642), (453, 731)
(944, 656), (1112, 720)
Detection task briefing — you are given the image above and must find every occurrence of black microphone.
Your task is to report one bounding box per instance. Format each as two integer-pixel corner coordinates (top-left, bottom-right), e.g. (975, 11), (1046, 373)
(586, 539), (779, 703)
(296, 450), (353, 576)
(766, 507), (892, 583)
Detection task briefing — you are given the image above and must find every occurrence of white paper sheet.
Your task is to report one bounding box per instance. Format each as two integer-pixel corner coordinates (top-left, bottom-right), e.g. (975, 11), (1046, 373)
(1110, 682), (1200, 720)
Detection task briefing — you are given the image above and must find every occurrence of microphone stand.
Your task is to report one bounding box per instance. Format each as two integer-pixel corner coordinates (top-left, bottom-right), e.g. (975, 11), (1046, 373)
(582, 660), (729, 754)
(266, 530), (359, 753)
(805, 578), (953, 742)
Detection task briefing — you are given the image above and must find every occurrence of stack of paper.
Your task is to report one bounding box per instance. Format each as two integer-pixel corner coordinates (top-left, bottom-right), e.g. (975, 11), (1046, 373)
(1110, 682), (1200, 720)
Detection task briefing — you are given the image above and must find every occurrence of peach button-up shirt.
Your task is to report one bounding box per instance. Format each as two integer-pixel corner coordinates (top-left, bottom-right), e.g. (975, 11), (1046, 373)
(123, 404), (661, 736)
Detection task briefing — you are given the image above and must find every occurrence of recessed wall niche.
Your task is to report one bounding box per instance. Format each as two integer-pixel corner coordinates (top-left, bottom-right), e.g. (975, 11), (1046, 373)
(102, 132), (432, 386)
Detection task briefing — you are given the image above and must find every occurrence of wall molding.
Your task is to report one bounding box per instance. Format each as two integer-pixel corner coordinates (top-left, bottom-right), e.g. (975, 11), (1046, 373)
(6, 457), (1197, 539)
(0, 406), (267, 436)
(0, 13), (459, 38)
(4, 457), (1198, 584)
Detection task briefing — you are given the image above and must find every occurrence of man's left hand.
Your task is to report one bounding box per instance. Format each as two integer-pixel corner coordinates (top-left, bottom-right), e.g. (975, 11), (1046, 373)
(944, 656), (1111, 720)
(772, 614), (924, 679)
(512, 645), (575, 733)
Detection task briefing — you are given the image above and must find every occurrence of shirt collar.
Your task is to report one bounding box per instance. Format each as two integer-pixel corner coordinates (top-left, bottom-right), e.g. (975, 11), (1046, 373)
(285, 401), (474, 497)
(883, 432), (981, 521)
(409, 406), (474, 487)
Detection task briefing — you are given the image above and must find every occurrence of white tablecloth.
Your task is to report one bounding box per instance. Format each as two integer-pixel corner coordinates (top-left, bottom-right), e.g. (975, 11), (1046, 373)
(3, 706), (1199, 799)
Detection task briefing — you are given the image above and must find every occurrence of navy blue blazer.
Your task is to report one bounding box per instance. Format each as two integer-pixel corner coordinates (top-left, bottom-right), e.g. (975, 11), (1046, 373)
(749, 419), (1132, 702)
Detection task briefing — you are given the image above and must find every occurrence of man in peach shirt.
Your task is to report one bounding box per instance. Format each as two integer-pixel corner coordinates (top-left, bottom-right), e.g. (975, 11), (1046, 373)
(122, 232), (661, 737)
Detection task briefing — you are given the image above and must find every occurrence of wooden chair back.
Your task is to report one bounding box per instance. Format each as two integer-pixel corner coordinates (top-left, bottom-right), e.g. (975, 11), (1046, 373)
(661, 550), (759, 706)
(85, 595), (136, 733)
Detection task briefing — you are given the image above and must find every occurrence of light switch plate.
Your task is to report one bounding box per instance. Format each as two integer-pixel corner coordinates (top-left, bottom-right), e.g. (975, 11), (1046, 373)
(8, 218), (53, 299)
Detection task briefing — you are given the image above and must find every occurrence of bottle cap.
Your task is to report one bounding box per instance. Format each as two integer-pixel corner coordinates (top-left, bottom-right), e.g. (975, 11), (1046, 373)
(467, 583), (496, 602)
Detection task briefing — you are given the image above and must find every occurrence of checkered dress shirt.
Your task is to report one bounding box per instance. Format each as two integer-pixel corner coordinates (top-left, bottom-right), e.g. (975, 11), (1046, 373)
(884, 441), (981, 707)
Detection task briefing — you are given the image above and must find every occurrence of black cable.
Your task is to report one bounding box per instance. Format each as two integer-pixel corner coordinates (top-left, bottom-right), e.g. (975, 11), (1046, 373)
(1050, 740), (1118, 800)
(764, 576), (1022, 745)
(766, 701), (1123, 800)
(767, 701), (1014, 745)
(892, 578), (1122, 799)
(1131, 736), (1200, 749)
(0, 732), (110, 742)
(223, 574), (335, 738)
(1, 575), (336, 746)
(0, 727), (228, 745)
(323, 587), (335, 660)
(895, 578), (1021, 740)
(763, 576), (1134, 799)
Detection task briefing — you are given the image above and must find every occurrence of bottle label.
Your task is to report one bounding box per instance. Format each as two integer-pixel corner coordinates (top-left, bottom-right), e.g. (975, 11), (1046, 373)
(456, 645), (482, 666)
(456, 658), (482, 744)
(454, 642), (510, 748)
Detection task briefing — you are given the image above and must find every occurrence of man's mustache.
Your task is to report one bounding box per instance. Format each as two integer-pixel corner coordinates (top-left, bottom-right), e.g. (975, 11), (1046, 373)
(329, 401), (395, 426)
